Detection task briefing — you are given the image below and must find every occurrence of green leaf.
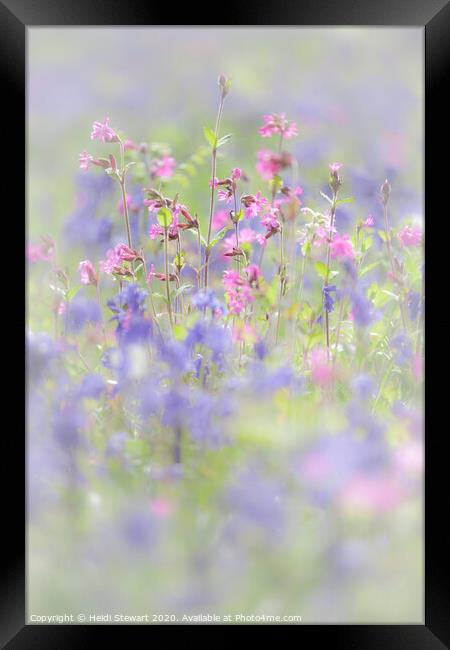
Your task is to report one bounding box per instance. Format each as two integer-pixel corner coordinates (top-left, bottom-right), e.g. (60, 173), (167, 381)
(361, 236), (373, 253)
(203, 126), (217, 149)
(360, 260), (381, 277)
(216, 134), (232, 148)
(314, 261), (328, 280)
(207, 226), (231, 251)
(66, 285), (82, 302)
(157, 207), (172, 228)
(134, 262), (145, 283)
(320, 191), (333, 204)
(336, 196), (354, 205)
(171, 284), (194, 300)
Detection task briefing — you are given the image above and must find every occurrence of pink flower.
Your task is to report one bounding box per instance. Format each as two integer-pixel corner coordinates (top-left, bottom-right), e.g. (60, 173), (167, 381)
(123, 139), (139, 151)
(99, 248), (121, 274)
(256, 149), (282, 180)
(150, 498), (173, 518)
(26, 239), (54, 263)
(330, 234), (355, 260)
(212, 209), (230, 230)
(209, 177), (219, 188)
(245, 264), (261, 285)
(152, 155), (176, 179)
(362, 214), (374, 228)
(218, 188), (232, 203)
(115, 244), (137, 261)
(241, 192), (268, 218)
(99, 243), (135, 275)
(412, 353), (423, 380)
(78, 260), (98, 286)
(329, 162), (343, 173)
(90, 117), (119, 143)
(146, 263), (156, 284)
(222, 228), (255, 257)
(397, 225), (422, 247)
(340, 474), (405, 514)
(79, 150), (94, 171)
(310, 347), (334, 386)
(232, 322), (257, 343)
(223, 270), (254, 315)
(393, 440), (423, 474)
(258, 113), (298, 139)
(256, 233), (267, 247)
(149, 224), (164, 240)
(261, 208), (281, 239)
(231, 167), (242, 180)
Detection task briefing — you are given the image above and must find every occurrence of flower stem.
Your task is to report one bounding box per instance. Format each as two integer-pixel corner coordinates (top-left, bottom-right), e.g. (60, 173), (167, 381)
(163, 228), (174, 332)
(324, 193), (338, 361)
(205, 96), (225, 289)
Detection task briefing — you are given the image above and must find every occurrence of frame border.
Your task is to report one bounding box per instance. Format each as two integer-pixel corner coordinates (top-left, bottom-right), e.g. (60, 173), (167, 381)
(3, 0), (448, 645)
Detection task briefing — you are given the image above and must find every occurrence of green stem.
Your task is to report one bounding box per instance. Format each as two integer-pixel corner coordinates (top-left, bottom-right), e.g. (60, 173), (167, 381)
(205, 96), (225, 289)
(163, 228), (174, 331)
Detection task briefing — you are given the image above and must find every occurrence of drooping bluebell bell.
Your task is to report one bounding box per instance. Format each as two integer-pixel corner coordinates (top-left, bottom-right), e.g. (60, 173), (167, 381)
(66, 294), (102, 334)
(390, 332), (413, 366)
(322, 285), (337, 313)
(350, 286), (373, 327)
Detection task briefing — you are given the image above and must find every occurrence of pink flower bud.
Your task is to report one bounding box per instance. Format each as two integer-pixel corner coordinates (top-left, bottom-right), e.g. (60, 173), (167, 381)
(78, 260), (98, 286)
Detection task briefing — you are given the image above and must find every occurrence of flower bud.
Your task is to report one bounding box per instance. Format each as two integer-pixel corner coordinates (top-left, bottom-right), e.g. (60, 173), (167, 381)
(218, 74), (231, 98)
(380, 179), (391, 205)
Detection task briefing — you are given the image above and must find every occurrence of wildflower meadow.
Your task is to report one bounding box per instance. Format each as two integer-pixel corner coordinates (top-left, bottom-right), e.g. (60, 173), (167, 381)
(27, 28), (424, 624)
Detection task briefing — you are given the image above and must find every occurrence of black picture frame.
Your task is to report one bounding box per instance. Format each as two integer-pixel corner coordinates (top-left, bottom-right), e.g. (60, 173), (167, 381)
(3, 0), (448, 646)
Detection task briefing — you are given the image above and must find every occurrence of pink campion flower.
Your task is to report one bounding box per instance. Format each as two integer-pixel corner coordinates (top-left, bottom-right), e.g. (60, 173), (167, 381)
(411, 353), (423, 380)
(26, 244), (49, 263)
(218, 188), (233, 203)
(212, 209), (230, 230)
(146, 263), (156, 284)
(78, 260), (98, 286)
(223, 270), (243, 291)
(312, 226), (329, 247)
(149, 224), (164, 240)
(258, 113), (298, 139)
(310, 347), (334, 386)
(150, 498), (173, 518)
(79, 150), (95, 171)
(232, 322), (257, 343)
(99, 243), (135, 274)
(393, 440), (424, 475)
(330, 234), (355, 260)
(90, 117), (119, 143)
(99, 248), (120, 274)
(339, 474), (405, 514)
(152, 155), (176, 179)
(241, 192), (268, 218)
(115, 244), (137, 261)
(261, 208), (281, 239)
(223, 270), (255, 315)
(362, 214), (375, 228)
(123, 139), (139, 151)
(222, 228), (255, 257)
(256, 233), (267, 247)
(256, 149), (282, 180)
(231, 167), (242, 180)
(329, 162), (343, 173)
(209, 177), (219, 188)
(245, 264), (261, 286)
(397, 225), (422, 247)
(26, 238), (54, 263)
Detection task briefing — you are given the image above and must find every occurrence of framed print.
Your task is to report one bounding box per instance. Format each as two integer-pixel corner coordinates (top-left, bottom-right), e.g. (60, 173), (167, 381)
(2, 0), (448, 646)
